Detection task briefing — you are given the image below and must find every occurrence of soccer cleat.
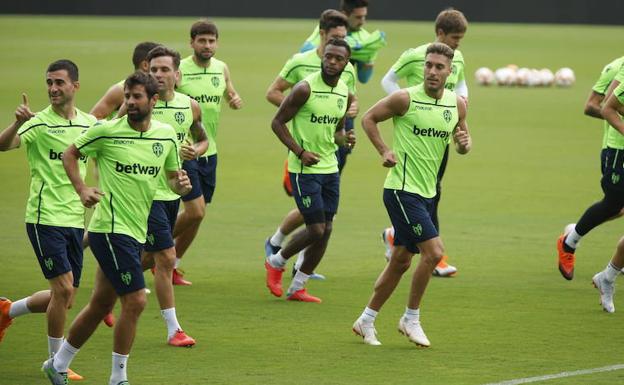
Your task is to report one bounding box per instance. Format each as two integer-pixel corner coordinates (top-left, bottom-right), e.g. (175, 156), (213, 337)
(172, 268), (192, 286)
(0, 297), (14, 343)
(67, 368), (84, 381)
(286, 289), (322, 303)
(557, 234), (575, 280)
(264, 238), (281, 258)
(168, 329), (196, 347)
(433, 255), (457, 277)
(42, 358), (68, 385)
(592, 272), (615, 313)
(265, 260), (284, 297)
(352, 319), (381, 346)
(398, 317), (430, 347)
(103, 312), (115, 327)
(382, 227), (395, 261)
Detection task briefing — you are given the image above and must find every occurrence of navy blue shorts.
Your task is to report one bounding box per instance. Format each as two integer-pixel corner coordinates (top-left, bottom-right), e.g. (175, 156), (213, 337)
(600, 148), (624, 194)
(144, 199), (180, 252)
(182, 154), (217, 203)
(89, 232), (145, 296)
(289, 172), (340, 224)
(26, 224), (84, 287)
(383, 189), (439, 254)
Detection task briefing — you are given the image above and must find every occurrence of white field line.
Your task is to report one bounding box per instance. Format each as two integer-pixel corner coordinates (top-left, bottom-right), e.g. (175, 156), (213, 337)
(482, 364), (624, 385)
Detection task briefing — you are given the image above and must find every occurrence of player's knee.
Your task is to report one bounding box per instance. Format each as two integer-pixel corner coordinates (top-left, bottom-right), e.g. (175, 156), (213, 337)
(155, 250), (176, 272)
(323, 221), (333, 236)
(307, 223), (326, 242)
(122, 291), (147, 315)
(188, 207), (205, 222)
(423, 248), (444, 266)
(52, 282), (74, 304)
(390, 256), (411, 273)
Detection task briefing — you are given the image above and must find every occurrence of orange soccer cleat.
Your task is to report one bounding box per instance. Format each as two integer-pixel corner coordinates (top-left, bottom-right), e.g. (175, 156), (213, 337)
(172, 268), (192, 286)
(557, 234), (575, 280)
(286, 289), (322, 303)
(168, 329), (196, 347)
(265, 260), (284, 297)
(433, 255), (458, 277)
(0, 298), (13, 343)
(67, 368), (84, 381)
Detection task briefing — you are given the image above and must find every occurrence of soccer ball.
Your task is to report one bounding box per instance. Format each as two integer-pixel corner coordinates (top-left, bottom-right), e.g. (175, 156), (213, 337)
(495, 67), (516, 86)
(474, 67), (495, 86)
(538, 68), (555, 86)
(515, 67), (531, 86)
(554, 67), (575, 87)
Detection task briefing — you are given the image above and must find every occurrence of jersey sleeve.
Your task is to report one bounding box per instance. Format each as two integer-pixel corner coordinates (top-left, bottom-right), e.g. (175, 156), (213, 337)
(615, 82), (624, 105)
(614, 66), (624, 85)
(593, 62), (621, 95)
(391, 49), (419, 80)
(164, 135), (180, 172)
(278, 56), (299, 85)
(75, 121), (104, 158)
(17, 115), (42, 145)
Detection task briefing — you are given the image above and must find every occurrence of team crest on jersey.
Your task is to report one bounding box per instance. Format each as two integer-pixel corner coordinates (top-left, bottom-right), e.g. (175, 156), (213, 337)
(443, 109), (452, 123)
(174, 112), (185, 125)
(337, 98), (344, 110)
(44, 258), (54, 271)
(120, 272), (132, 286)
(152, 142), (164, 157)
(412, 224), (423, 236)
(211, 76), (220, 88)
(302, 196), (312, 208)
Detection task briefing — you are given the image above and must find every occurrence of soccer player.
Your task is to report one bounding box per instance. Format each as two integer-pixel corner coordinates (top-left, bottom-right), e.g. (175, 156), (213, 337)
(556, 57), (624, 280)
(117, 46), (208, 346)
(0, 60), (97, 381)
(264, 9), (358, 278)
(173, 19), (243, 285)
(90, 41), (160, 120)
(43, 71), (191, 385)
(264, 38), (355, 303)
(379, 8), (469, 277)
(352, 43), (471, 346)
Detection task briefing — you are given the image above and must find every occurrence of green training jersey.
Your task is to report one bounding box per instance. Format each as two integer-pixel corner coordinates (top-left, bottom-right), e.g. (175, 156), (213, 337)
(592, 56), (624, 149)
(384, 85), (459, 198)
(391, 43), (465, 91)
(287, 71), (349, 174)
(151, 91), (194, 201)
(279, 49), (357, 94)
(178, 56), (226, 156)
(17, 105), (96, 228)
(301, 26), (385, 63)
(613, 82), (624, 140)
(75, 118), (179, 243)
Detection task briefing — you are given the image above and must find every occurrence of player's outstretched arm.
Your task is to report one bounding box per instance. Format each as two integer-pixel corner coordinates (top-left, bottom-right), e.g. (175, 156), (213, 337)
(0, 94), (33, 151)
(90, 83), (124, 120)
(223, 64), (242, 110)
(361, 90), (409, 167)
(167, 169), (192, 196)
(453, 96), (471, 155)
(602, 93), (624, 135)
(266, 76), (293, 107)
(179, 99), (209, 160)
(63, 144), (104, 208)
(584, 91), (605, 119)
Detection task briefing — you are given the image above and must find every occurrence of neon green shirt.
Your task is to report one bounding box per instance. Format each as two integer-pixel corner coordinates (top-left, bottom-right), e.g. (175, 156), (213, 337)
(301, 26), (386, 63)
(592, 56), (624, 149)
(75, 118), (179, 242)
(279, 49), (357, 94)
(151, 91), (194, 201)
(178, 56), (226, 156)
(287, 72), (349, 174)
(613, 81), (624, 140)
(384, 85), (458, 198)
(17, 105), (96, 227)
(391, 43), (465, 91)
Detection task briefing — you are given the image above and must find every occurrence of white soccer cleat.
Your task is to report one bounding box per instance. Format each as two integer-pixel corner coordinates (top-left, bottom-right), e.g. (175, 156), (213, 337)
(592, 272), (615, 313)
(382, 227), (394, 261)
(433, 255), (457, 277)
(398, 317), (430, 347)
(352, 319), (381, 346)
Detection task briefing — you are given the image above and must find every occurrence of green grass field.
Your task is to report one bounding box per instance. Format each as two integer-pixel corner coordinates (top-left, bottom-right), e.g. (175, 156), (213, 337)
(1, 15), (624, 385)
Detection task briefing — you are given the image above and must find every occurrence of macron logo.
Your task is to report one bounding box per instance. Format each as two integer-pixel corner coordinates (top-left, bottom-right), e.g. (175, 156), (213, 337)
(115, 161), (161, 178)
(310, 113), (339, 125)
(412, 126), (450, 140)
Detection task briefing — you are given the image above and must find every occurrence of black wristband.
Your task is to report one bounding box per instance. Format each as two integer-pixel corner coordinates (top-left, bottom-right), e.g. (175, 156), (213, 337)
(297, 149), (305, 158)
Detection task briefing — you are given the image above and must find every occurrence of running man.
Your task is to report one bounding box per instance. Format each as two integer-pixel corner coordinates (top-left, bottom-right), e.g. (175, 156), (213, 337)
(352, 43), (471, 346)
(379, 8), (469, 277)
(43, 71), (191, 385)
(173, 19), (243, 285)
(0, 60), (97, 381)
(265, 38), (355, 303)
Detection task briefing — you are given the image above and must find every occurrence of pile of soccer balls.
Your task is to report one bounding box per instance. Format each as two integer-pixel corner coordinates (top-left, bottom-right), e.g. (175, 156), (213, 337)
(474, 65), (575, 87)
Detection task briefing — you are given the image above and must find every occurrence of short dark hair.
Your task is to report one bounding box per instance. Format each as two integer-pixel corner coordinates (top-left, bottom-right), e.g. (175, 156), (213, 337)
(341, 0), (369, 14)
(146, 46), (181, 70)
(190, 19), (219, 40)
(426, 42), (454, 62)
(435, 8), (468, 34)
(132, 42), (160, 69)
(325, 38), (351, 57)
(319, 9), (349, 32)
(124, 71), (159, 99)
(47, 59), (79, 82)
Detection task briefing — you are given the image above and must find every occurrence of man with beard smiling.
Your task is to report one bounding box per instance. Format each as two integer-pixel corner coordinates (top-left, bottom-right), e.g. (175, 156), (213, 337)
(353, 43), (471, 346)
(265, 39), (355, 303)
(173, 20), (243, 285)
(43, 71), (191, 385)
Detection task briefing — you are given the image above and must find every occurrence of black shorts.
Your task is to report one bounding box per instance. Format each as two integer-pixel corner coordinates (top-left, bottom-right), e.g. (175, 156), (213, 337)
(600, 147), (624, 194)
(182, 154), (217, 203)
(144, 199), (180, 252)
(26, 224), (84, 287)
(383, 189), (439, 254)
(89, 232), (145, 296)
(289, 172), (340, 224)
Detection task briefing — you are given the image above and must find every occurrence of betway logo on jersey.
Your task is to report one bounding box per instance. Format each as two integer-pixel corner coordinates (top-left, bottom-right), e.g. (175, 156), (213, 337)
(310, 113), (339, 125)
(191, 94), (221, 104)
(49, 149), (87, 163)
(412, 126), (450, 140)
(115, 161), (161, 178)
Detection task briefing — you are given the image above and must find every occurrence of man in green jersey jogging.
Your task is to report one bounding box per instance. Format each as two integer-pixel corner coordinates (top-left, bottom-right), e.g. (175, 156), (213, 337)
(353, 43), (471, 346)
(265, 39), (355, 303)
(173, 20), (243, 285)
(0, 60), (96, 381)
(43, 72), (191, 385)
(380, 8), (469, 277)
